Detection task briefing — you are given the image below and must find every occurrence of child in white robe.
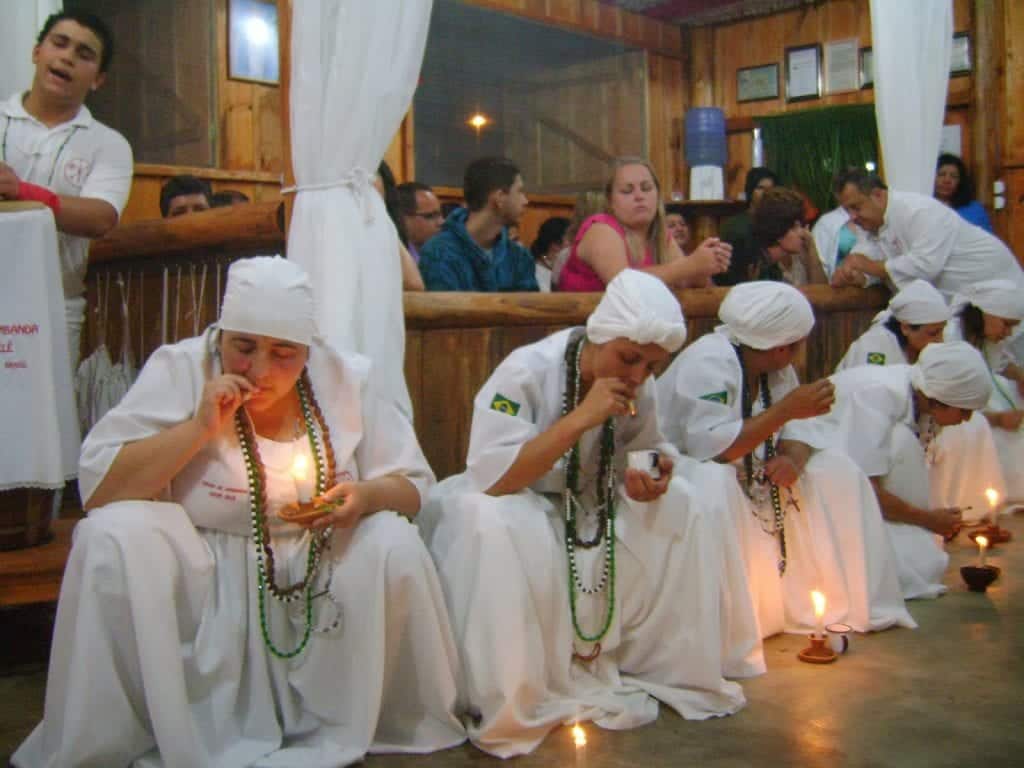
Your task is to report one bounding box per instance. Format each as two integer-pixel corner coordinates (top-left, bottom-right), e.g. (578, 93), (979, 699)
(945, 279), (1024, 505)
(657, 282), (915, 641)
(837, 279), (1005, 522)
(13, 258), (465, 768)
(824, 342), (992, 598)
(419, 270), (751, 758)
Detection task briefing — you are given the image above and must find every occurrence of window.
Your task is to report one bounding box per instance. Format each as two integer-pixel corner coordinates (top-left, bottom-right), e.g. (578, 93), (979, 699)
(415, 0), (647, 194)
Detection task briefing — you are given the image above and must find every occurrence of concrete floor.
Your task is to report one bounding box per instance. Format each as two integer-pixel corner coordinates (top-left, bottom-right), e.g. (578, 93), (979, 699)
(2, 515), (1022, 768)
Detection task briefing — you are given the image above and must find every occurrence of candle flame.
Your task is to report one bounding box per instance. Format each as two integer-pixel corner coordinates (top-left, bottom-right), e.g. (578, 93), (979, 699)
(985, 488), (999, 508)
(976, 535), (989, 549)
(572, 723), (587, 747)
(811, 590), (826, 619)
(467, 113), (490, 129)
(290, 454), (309, 481)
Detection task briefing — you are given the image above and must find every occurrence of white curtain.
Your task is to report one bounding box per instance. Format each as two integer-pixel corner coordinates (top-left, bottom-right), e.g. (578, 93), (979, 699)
(287, 0), (432, 418)
(0, 0), (62, 99)
(869, 0), (952, 194)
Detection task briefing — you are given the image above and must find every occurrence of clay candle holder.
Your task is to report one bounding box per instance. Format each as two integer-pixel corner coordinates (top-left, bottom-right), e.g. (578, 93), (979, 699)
(797, 634), (838, 664)
(975, 524), (1012, 545)
(960, 565), (1000, 593)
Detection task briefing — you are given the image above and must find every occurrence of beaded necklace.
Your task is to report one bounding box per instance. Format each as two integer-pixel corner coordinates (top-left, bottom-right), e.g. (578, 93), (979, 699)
(735, 346), (788, 576)
(562, 330), (617, 659)
(235, 372), (339, 658)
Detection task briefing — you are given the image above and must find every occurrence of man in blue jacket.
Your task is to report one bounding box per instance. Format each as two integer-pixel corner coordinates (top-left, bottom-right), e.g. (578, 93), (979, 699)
(420, 156), (539, 291)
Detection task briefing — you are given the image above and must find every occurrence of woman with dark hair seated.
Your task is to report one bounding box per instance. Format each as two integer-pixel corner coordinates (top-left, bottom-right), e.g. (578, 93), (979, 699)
(530, 215), (570, 291)
(837, 280), (1006, 521)
(934, 153), (993, 233)
(715, 167), (779, 286)
(749, 187), (828, 285)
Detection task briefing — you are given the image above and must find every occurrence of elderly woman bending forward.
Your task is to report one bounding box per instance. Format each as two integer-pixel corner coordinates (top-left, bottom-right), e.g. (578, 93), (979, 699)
(13, 258), (465, 768)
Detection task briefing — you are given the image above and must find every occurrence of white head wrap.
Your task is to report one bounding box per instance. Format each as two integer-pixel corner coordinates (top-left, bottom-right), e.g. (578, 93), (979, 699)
(873, 279), (951, 326)
(717, 281), (814, 350)
(219, 257), (318, 345)
(909, 341), (992, 411)
(586, 269), (687, 352)
(950, 279), (1024, 321)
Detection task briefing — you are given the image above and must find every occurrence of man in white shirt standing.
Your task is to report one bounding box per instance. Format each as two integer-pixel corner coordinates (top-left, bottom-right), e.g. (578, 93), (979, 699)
(0, 10), (133, 366)
(831, 167), (1023, 298)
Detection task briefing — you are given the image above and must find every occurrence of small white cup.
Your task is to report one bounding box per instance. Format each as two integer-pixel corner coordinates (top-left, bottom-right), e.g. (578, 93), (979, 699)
(627, 449), (661, 480)
(825, 623), (851, 654)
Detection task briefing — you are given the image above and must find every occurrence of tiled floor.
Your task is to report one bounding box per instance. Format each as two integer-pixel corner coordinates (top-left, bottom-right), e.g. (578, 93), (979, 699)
(3, 515), (1022, 767)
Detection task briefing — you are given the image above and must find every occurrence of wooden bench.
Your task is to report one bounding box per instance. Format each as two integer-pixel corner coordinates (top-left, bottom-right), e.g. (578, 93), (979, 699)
(0, 518), (77, 607)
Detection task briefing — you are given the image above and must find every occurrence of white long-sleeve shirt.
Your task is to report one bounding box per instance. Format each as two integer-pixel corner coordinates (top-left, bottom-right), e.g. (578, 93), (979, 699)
(869, 191), (1023, 297)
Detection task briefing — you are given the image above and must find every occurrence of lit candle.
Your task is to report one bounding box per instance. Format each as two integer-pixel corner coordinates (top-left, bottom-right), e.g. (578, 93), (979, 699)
(976, 535), (988, 568)
(811, 590), (826, 638)
(290, 454), (315, 504)
(985, 488), (1000, 526)
(572, 723), (587, 748)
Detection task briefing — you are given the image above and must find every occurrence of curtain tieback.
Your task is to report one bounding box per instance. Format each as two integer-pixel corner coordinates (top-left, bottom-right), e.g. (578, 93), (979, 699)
(282, 167), (376, 223)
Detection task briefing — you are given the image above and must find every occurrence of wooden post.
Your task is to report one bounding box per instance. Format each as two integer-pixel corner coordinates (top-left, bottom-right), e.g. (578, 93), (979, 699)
(687, 26), (715, 108)
(277, 0), (295, 237)
(972, 0), (1003, 211)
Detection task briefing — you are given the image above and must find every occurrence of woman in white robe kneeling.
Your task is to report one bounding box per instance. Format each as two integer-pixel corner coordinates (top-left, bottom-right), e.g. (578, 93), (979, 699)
(945, 279), (1024, 505)
(13, 257), (465, 768)
(825, 342), (991, 598)
(837, 279), (1005, 522)
(657, 282), (915, 639)
(419, 270), (747, 759)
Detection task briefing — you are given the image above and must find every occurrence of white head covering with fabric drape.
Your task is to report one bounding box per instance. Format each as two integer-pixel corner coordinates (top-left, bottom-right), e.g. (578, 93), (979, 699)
(873, 278), (951, 326)
(951, 279), (1024, 321)
(909, 341), (992, 411)
(586, 269), (687, 353)
(219, 257), (318, 345)
(717, 281), (815, 350)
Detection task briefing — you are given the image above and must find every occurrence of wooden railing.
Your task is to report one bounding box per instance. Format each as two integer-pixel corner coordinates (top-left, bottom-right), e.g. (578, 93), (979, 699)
(86, 213), (888, 481)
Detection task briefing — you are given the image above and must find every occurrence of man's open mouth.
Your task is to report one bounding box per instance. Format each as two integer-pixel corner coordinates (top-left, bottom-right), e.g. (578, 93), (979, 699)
(49, 67), (72, 82)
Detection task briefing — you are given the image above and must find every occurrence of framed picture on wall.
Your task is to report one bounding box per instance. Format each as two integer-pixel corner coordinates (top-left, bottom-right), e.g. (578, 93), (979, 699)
(785, 44), (821, 102)
(737, 63), (780, 103)
(824, 38), (859, 94)
(228, 0), (280, 85)
(859, 47), (874, 89)
(951, 32), (971, 76)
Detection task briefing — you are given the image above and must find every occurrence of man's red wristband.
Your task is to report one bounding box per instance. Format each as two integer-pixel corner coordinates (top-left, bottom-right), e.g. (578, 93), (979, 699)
(17, 181), (61, 215)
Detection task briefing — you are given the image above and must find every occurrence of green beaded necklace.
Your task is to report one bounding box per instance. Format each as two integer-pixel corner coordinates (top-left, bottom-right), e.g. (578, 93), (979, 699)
(562, 330), (617, 661)
(235, 375), (334, 659)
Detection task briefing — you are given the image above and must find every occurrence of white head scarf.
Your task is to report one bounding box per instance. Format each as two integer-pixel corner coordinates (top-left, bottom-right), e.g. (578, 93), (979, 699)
(951, 279), (1024, 321)
(717, 281), (814, 350)
(219, 257), (318, 345)
(909, 341), (992, 411)
(586, 269), (687, 353)
(873, 279), (951, 326)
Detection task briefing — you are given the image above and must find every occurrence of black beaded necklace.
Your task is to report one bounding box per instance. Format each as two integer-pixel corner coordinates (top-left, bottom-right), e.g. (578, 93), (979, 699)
(562, 330), (617, 657)
(735, 345), (788, 575)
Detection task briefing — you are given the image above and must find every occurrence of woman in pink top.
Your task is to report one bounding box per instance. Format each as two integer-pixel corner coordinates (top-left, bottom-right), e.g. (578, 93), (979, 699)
(560, 157), (732, 292)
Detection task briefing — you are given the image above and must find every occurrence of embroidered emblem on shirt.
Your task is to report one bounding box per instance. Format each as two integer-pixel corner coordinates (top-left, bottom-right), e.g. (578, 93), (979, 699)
(867, 352), (886, 365)
(699, 391), (728, 404)
(490, 393), (521, 415)
(63, 157), (90, 187)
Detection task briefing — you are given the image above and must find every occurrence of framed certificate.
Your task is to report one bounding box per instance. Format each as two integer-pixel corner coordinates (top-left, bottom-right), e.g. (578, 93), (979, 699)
(228, 0), (280, 85)
(824, 38), (859, 94)
(951, 32), (971, 76)
(859, 47), (874, 89)
(737, 63), (780, 103)
(785, 44), (822, 102)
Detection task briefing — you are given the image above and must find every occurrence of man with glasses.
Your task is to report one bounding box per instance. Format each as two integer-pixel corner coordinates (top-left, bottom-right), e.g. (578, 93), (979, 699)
(397, 181), (443, 262)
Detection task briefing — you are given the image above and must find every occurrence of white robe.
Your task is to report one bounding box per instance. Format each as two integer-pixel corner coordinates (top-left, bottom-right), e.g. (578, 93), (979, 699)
(418, 329), (749, 758)
(837, 323), (1007, 521)
(656, 330), (915, 637)
(820, 365), (951, 599)
(13, 331), (465, 768)
(945, 319), (1024, 504)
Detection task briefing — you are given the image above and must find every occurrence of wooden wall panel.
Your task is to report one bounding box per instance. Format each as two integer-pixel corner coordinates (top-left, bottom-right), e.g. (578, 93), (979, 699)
(216, 0), (283, 172)
(1004, 0), (1024, 168)
(710, 0), (976, 200)
(648, 53), (686, 199)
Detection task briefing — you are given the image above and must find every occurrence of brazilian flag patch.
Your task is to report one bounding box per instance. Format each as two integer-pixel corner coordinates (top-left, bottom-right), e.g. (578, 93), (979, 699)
(699, 391), (729, 404)
(867, 352), (886, 365)
(490, 393), (521, 416)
